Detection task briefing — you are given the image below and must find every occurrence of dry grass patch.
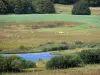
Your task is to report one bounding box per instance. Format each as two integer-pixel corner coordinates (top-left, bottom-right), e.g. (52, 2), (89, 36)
(2, 65), (100, 75)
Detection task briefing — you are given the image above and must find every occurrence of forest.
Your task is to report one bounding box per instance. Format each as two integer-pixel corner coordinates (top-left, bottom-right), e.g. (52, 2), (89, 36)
(0, 0), (100, 14)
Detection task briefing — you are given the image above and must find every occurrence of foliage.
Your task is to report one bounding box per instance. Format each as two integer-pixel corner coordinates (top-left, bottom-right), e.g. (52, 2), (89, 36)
(46, 54), (83, 69)
(79, 49), (100, 64)
(72, 0), (91, 15)
(40, 43), (69, 52)
(0, 55), (36, 72)
(0, 0), (55, 14)
(35, 0), (55, 13)
(88, 0), (100, 7)
(24, 60), (36, 68)
(0, 0), (7, 14)
(51, 0), (76, 4)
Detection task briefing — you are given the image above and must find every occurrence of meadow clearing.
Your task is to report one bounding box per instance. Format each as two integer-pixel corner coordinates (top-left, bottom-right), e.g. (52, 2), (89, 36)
(0, 14), (100, 53)
(0, 4), (100, 75)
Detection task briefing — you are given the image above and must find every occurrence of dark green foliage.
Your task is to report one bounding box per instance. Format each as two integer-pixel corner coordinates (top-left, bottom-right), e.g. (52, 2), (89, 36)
(79, 49), (100, 64)
(0, 55), (36, 72)
(46, 54), (83, 69)
(14, 5), (22, 14)
(88, 0), (100, 7)
(0, 0), (7, 14)
(72, 0), (91, 15)
(51, 0), (76, 4)
(35, 0), (55, 13)
(10, 59), (23, 71)
(41, 43), (69, 52)
(24, 60), (36, 68)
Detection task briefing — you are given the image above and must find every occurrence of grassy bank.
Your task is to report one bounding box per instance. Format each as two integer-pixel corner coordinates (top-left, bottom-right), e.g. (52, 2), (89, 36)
(2, 64), (100, 75)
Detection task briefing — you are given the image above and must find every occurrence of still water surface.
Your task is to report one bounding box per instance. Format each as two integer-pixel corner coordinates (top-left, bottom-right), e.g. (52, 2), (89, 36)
(2, 52), (59, 62)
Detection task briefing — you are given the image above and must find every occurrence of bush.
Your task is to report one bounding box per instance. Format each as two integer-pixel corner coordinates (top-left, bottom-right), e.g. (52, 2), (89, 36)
(42, 44), (69, 52)
(0, 0), (8, 14)
(51, 0), (76, 4)
(0, 55), (36, 72)
(11, 59), (23, 72)
(19, 45), (26, 50)
(79, 49), (100, 64)
(72, 0), (91, 15)
(24, 60), (36, 68)
(89, 0), (100, 7)
(46, 54), (83, 69)
(35, 0), (55, 13)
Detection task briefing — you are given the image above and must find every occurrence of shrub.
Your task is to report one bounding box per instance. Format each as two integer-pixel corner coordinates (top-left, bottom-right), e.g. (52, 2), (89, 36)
(19, 45), (26, 50)
(0, 0), (8, 14)
(89, 0), (100, 7)
(72, 0), (91, 15)
(11, 59), (23, 72)
(74, 41), (83, 44)
(79, 49), (100, 64)
(35, 0), (55, 13)
(42, 44), (69, 52)
(46, 54), (83, 69)
(0, 55), (36, 72)
(0, 55), (25, 72)
(24, 60), (36, 68)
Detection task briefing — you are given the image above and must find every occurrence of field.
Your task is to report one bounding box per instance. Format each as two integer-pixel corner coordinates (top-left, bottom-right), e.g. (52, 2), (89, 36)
(0, 14), (100, 53)
(2, 64), (100, 75)
(0, 3), (100, 75)
(0, 4), (100, 53)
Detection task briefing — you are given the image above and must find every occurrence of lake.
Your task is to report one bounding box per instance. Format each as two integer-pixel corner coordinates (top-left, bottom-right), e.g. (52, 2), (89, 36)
(1, 52), (59, 62)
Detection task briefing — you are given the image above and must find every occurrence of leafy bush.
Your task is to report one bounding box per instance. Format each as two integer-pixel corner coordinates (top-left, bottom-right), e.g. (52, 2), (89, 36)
(89, 0), (100, 7)
(51, 0), (76, 4)
(72, 0), (91, 15)
(0, 0), (8, 14)
(19, 45), (26, 50)
(24, 60), (36, 68)
(46, 54), (83, 69)
(42, 44), (69, 52)
(79, 49), (100, 64)
(0, 55), (36, 72)
(35, 0), (55, 13)
(10, 59), (23, 72)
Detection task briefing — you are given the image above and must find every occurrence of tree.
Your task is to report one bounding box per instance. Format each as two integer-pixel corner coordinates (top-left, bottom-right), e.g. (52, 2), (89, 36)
(89, 0), (100, 7)
(46, 54), (83, 69)
(72, 0), (91, 15)
(0, 0), (7, 14)
(11, 59), (23, 72)
(35, 0), (55, 13)
(24, 60), (36, 68)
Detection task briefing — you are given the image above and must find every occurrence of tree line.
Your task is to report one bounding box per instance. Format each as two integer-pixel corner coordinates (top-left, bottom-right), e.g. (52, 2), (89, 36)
(0, 0), (100, 14)
(0, 0), (55, 14)
(51, 0), (100, 7)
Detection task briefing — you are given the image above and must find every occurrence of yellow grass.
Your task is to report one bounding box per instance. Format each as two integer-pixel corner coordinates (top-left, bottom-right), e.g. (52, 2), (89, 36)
(2, 64), (100, 75)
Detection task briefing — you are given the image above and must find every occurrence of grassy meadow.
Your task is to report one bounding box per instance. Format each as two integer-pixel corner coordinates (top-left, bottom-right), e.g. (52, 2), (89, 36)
(0, 4), (100, 75)
(0, 14), (100, 53)
(2, 64), (100, 75)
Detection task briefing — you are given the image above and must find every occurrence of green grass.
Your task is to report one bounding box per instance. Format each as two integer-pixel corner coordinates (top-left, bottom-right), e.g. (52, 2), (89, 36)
(0, 4), (100, 53)
(0, 14), (100, 53)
